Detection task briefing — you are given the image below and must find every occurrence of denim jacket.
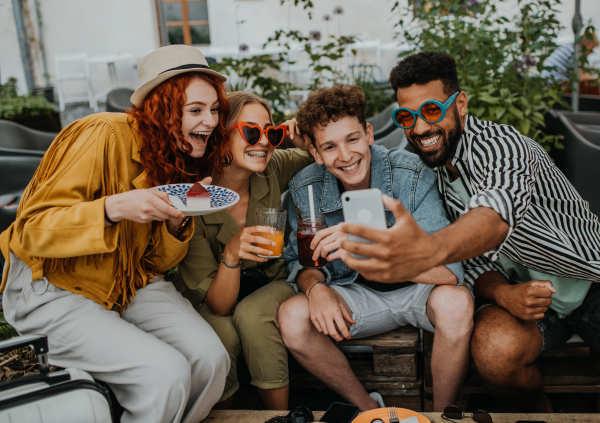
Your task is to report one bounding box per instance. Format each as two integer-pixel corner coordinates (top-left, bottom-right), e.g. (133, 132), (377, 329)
(284, 144), (464, 290)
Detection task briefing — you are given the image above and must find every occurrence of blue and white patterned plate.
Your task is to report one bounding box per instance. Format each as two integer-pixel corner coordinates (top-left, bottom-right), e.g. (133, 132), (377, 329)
(152, 184), (240, 216)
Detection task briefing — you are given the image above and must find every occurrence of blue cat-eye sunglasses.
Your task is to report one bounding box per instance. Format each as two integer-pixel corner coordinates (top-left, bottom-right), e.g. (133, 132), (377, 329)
(392, 92), (460, 129)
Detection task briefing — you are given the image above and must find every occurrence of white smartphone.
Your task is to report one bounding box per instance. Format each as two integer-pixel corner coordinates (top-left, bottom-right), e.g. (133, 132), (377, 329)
(341, 188), (387, 259)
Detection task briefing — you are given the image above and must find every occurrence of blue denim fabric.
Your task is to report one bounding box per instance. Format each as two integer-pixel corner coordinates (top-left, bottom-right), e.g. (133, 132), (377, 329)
(538, 282), (600, 354)
(571, 283), (600, 352)
(534, 308), (570, 354)
(284, 145), (464, 290)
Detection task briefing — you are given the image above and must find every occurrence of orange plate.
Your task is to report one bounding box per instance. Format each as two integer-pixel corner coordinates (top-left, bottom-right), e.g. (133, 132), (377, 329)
(351, 408), (431, 423)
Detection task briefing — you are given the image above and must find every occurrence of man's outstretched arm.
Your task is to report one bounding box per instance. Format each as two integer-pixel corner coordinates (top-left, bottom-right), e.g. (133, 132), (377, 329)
(340, 195), (509, 283)
(411, 265), (457, 285)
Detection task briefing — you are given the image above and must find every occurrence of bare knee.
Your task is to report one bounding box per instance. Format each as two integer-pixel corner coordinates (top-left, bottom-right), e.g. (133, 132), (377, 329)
(428, 285), (474, 339)
(471, 306), (541, 381)
(276, 294), (311, 350)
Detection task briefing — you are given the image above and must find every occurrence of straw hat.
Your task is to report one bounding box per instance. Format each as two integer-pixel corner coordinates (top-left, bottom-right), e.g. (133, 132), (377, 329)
(130, 45), (227, 107)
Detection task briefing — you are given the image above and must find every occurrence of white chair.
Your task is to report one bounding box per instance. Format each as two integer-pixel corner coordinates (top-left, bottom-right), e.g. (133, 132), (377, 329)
(283, 89), (311, 114)
(347, 39), (384, 82)
(54, 53), (95, 112)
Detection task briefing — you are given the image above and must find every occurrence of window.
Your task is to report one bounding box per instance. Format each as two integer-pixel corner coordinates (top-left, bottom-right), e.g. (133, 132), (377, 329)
(156, 0), (210, 45)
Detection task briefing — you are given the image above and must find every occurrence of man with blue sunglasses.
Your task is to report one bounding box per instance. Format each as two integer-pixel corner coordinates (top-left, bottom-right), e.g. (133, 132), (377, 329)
(339, 51), (600, 412)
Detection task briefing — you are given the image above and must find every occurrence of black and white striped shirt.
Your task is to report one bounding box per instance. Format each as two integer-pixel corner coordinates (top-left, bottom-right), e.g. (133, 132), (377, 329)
(436, 115), (600, 286)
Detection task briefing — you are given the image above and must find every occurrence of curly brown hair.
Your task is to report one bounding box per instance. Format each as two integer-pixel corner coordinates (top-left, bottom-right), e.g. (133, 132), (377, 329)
(127, 72), (230, 187)
(296, 85), (366, 145)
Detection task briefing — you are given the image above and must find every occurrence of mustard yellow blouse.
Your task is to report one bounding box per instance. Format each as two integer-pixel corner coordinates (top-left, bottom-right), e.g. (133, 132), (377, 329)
(0, 113), (193, 311)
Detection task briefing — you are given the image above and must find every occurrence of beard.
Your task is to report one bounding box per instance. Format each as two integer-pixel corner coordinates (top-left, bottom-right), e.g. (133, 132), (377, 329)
(410, 108), (462, 169)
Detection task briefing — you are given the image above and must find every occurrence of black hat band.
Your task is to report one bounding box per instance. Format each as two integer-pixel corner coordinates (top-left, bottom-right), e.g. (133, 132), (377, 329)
(158, 63), (210, 75)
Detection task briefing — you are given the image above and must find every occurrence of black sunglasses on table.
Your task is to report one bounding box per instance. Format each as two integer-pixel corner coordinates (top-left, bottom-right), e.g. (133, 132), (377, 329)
(264, 405), (314, 423)
(442, 405), (492, 423)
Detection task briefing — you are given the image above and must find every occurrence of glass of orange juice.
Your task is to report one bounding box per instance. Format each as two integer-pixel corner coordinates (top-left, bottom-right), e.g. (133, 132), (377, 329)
(255, 208), (287, 258)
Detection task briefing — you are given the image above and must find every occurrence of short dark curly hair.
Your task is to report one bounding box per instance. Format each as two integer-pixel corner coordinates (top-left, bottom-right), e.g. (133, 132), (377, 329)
(389, 51), (460, 96)
(296, 85), (366, 145)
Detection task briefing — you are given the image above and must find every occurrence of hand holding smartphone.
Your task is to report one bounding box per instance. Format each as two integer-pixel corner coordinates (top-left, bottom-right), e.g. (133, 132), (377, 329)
(341, 188), (387, 259)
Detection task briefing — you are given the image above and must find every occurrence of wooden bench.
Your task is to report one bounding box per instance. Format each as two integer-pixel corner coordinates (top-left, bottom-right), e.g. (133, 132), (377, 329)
(423, 332), (600, 411)
(204, 410), (600, 423)
(289, 326), (423, 410)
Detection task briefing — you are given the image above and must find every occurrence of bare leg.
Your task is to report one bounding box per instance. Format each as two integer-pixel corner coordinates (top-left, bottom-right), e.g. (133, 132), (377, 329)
(277, 293), (378, 411)
(471, 305), (552, 412)
(258, 386), (289, 410)
(426, 285), (473, 411)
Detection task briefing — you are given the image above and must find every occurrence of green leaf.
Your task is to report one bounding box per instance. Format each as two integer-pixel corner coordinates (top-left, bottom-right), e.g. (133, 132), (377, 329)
(478, 94), (499, 104)
(495, 107), (506, 120)
(521, 118), (531, 135)
(508, 106), (524, 120)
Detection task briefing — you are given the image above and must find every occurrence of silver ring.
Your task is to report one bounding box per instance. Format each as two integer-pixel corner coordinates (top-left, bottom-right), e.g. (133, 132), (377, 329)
(29, 277), (49, 295)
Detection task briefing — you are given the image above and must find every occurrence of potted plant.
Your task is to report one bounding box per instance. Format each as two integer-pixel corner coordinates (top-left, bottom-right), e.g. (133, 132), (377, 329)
(32, 74), (54, 104)
(393, 0), (577, 154)
(1, 77), (61, 132)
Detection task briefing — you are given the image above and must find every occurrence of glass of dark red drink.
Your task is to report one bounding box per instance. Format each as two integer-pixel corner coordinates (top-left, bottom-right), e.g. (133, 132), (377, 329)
(297, 212), (327, 269)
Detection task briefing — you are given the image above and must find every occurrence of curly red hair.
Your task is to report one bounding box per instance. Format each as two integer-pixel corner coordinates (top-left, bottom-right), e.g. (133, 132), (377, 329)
(127, 72), (230, 187)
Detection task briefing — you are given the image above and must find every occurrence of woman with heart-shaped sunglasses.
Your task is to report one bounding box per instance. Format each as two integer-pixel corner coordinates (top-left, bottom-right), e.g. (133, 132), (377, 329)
(179, 91), (313, 410)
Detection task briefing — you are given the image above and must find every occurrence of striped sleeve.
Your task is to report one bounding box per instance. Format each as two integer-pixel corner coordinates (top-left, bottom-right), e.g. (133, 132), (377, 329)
(462, 254), (506, 288)
(445, 115), (600, 284)
(466, 125), (538, 254)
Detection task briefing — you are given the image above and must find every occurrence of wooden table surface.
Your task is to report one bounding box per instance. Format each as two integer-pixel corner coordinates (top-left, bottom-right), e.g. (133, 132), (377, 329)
(204, 410), (599, 422)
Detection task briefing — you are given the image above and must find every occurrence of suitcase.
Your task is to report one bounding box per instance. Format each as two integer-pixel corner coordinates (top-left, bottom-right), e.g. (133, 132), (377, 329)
(0, 334), (116, 423)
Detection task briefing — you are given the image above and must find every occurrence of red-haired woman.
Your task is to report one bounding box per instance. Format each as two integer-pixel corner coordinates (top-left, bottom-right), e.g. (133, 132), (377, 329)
(0, 45), (230, 423)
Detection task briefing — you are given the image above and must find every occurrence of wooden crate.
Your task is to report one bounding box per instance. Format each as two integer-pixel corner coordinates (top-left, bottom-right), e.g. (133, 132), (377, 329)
(422, 332), (600, 411)
(340, 326), (419, 378)
(289, 326), (423, 410)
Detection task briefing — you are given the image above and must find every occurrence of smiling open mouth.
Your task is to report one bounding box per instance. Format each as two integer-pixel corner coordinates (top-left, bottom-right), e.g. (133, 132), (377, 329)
(190, 131), (211, 143)
(418, 134), (440, 147)
(340, 159), (360, 172)
(247, 150), (267, 158)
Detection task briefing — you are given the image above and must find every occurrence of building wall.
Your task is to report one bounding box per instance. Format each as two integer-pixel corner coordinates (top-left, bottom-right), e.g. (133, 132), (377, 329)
(1, 0), (159, 95)
(0, 0), (28, 92)
(1, 0), (598, 96)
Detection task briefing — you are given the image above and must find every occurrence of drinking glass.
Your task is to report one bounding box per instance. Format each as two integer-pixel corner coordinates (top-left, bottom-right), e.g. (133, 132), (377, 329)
(297, 211), (327, 269)
(255, 208), (287, 258)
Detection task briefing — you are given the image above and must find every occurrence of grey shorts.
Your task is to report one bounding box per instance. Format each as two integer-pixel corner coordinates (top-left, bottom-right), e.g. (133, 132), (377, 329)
(331, 282), (435, 339)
